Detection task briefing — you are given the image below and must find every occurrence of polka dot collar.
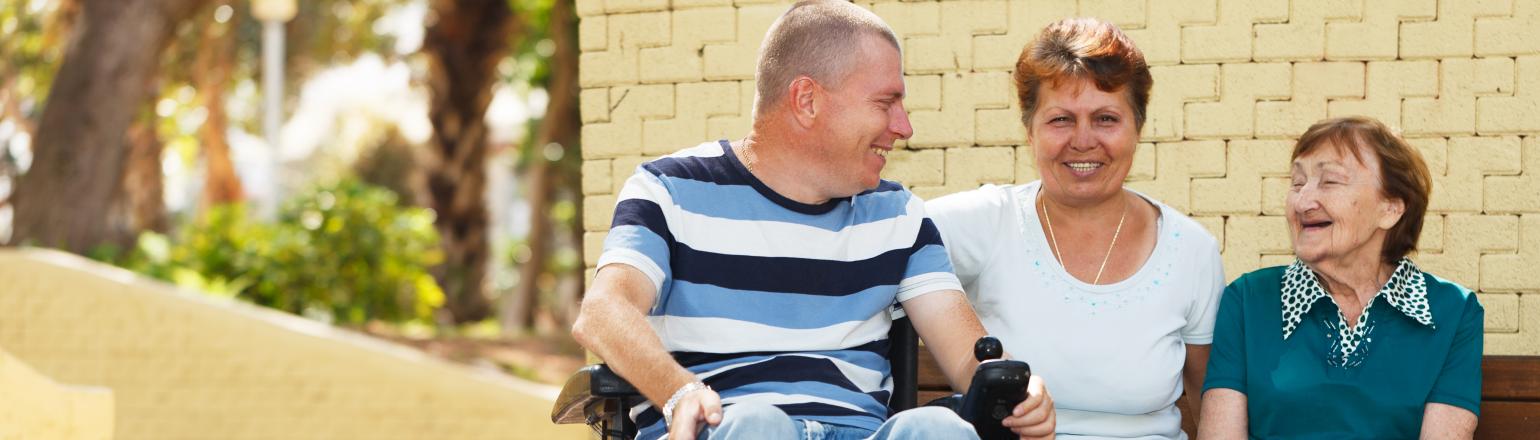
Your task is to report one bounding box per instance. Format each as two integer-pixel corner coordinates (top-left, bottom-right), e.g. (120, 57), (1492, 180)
(1280, 257), (1435, 341)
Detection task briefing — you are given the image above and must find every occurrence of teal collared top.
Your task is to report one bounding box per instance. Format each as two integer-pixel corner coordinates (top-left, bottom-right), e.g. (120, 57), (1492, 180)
(1203, 258), (1483, 439)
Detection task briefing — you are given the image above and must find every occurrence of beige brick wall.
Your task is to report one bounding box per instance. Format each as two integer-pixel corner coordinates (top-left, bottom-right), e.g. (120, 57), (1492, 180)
(0, 348), (113, 440)
(578, 0), (1540, 355)
(0, 249), (587, 440)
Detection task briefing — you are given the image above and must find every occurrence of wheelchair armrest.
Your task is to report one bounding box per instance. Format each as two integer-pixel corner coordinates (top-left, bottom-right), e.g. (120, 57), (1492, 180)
(551, 364), (642, 424)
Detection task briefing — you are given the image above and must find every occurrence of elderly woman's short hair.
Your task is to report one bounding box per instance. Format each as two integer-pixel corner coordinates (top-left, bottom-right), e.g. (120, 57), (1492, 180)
(752, 0), (900, 117)
(1292, 116), (1433, 263)
(1014, 17), (1153, 130)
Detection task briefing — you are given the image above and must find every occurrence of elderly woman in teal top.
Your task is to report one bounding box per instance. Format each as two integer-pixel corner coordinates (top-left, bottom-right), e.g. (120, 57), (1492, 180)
(1199, 116), (1483, 439)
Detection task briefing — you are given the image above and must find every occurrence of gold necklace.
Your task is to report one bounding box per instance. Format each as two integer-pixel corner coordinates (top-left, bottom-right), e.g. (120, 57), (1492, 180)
(1041, 192), (1127, 285)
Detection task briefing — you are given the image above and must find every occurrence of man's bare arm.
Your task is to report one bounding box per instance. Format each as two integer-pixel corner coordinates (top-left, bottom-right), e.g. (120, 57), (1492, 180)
(900, 289), (985, 390)
(570, 264), (714, 412)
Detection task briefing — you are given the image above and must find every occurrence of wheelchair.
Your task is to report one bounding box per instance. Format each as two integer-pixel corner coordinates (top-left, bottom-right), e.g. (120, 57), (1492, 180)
(550, 316), (1030, 440)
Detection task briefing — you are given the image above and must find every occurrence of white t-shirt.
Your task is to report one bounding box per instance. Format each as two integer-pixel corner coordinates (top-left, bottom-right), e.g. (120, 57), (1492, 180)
(927, 182), (1224, 440)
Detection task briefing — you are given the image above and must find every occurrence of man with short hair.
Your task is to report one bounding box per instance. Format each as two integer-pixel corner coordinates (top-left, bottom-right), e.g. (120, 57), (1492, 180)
(571, 2), (1055, 439)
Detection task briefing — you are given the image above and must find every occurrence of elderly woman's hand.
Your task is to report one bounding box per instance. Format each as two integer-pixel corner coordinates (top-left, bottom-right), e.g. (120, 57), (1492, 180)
(1002, 374), (1055, 439)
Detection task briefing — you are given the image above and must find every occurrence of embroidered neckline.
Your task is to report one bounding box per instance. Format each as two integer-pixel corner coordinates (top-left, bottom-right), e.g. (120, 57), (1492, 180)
(1279, 258), (1434, 366)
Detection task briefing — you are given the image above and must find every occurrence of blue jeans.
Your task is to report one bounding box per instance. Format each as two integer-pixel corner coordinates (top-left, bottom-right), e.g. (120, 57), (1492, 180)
(698, 402), (979, 440)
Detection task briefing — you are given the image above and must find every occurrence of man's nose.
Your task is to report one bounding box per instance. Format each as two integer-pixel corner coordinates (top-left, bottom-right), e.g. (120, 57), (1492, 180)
(891, 103), (913, 140)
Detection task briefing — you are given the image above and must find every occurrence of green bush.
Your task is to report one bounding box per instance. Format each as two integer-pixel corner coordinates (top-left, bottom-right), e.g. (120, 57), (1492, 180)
(127, 179), (445, 325)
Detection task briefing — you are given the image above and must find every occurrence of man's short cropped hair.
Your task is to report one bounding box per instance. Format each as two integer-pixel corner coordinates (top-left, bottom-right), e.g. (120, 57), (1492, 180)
(753, 0), (900, 116)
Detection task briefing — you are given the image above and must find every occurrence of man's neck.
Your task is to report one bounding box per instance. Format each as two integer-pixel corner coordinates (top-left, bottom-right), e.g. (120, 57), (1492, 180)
(733, 130), (835, 206)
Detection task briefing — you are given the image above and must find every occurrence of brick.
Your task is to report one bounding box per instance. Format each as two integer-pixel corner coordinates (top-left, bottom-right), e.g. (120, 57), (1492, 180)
(643, 82), (741, 154)
(675, 0), (731, 8)
(702, 5), (784, 81)
(1256, 62), (1366, 138)
(675, 7), (737, 47)
(1181, 0), (1288, 63)
(581, 85), (675, 159)
(1124, 140), (1227, 213)
(903, 1), (1008, 74)
(1014, 145), (1040, 183)
(972, 0), (1078, 71)
(638, 8), (737, 84)
(605, 0), (668, 14)
(1473, 56), (1516, 97)
(1253, 0), (1360, 61)
(1414, 214), (1518, 289)
(1485, 137), (1540, 213)
(1408, 136), (1449, 176)
(908, 72), (1013, 148)
(580, 16), (608, 51)
(705, 81), (755, 139)
(1221, 215), (1293, 282)
(1327, 60), (1438, 128)
(1476, 0), (1540, 56)
(581, 88), (611, 123)
(577, 0), (604, 17)
(905, 75), (943, 111)
(942, 147), (1016, 193)
(583, 194), (619, 232)
(1261, 176), (1290, 215)
(1483, 215), (1540, 292)
(580, 49), (640, 87)
(1486, 293), (1540, 354)
(1184, 63), (1292, 139)
(581, 159), (612, 195)
(1403, 59), (1482, 136)
(883, 149), (945, 187)
(1429, 136), (1521, 213)
(872, 1), (940, 38)
(1194, 216), (1226, 249)
(1078, 0), (1146, 28)
(975, 108), (1025, 146)
(1477, 56), (1540, 133)
(1192, 140), (1294, 215)
(1115, 0), (1216, 66)
(1143, 64), (1219, 141)
(607, 12), (671, 48)
(1418, 213), (1446, 253)
(1483, 292), (1522, 332)
(1399, 0), (1511, 59)
(610, 155), (651, 195)
(641, 47), (704, 83)
(584, 231), (607, 266)
(1325, 0), (1436, 60)
(1127, 142), (1157, 182)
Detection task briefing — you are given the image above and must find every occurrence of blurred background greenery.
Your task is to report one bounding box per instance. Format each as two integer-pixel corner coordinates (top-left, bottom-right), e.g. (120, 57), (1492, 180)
(0, 0), (585, 382)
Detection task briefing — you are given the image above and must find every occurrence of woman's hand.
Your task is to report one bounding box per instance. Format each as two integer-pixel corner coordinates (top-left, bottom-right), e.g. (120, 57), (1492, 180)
(1003, 374), (1055, 439)
(668, 387), (724, 440)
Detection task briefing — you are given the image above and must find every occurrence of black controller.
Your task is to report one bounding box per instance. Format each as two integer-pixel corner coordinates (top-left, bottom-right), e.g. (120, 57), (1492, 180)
(956, 336), (1031, 440)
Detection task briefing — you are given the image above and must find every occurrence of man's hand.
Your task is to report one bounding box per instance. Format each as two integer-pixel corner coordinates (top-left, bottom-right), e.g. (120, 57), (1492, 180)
(1002, 374), (1055, 439)
(667, 387), (724, 440)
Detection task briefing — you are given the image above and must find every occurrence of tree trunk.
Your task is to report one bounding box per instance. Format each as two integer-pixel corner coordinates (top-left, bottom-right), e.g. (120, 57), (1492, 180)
(195, 5), (243, 207)
(504, 0), (582, 334)
(7, 0), (200, 252)
(422, 0), (518, 324)
(118, 119), (166, 236)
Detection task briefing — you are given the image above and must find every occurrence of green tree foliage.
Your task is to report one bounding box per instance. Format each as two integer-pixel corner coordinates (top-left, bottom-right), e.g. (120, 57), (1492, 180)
(127, 178), (445, 324)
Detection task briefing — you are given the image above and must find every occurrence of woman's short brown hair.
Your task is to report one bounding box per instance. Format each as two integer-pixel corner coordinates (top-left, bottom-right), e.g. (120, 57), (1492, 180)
(1292, 116), (1433, 263)
(1014, 17), (1153, 131)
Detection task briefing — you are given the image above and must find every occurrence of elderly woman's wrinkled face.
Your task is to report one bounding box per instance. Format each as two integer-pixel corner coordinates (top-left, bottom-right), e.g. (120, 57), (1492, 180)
(1287, 142), (1405, 266)
(1030, 78), (1139, 207)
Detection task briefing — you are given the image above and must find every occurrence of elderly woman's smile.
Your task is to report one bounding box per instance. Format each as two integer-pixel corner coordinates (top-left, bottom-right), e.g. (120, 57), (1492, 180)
(1286, 142), (1402, 267)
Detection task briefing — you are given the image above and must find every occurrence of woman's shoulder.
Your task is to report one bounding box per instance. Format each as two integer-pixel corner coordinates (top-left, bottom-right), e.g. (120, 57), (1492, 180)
(925, 183), (1028, 219)
(1228, 266), (1290, 296)
(1416, 269), (1482, 312)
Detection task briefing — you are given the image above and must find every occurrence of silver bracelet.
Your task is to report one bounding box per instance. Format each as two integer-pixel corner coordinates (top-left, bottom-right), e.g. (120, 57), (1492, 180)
(662, 381), (709, 427)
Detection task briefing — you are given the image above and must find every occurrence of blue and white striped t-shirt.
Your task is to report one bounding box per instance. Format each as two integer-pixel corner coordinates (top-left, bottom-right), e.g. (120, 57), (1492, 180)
(598, 140), (963, 439)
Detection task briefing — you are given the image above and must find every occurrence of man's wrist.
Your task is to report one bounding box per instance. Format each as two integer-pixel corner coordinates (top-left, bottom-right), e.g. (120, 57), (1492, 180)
(662, 381), (709, 427)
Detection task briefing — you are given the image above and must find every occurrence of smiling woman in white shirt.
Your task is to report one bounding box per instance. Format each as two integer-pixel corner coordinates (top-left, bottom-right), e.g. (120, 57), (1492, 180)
(926, 17), (1224, 440)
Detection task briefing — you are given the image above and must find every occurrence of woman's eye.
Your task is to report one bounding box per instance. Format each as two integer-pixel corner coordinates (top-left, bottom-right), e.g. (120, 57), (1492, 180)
(1097, 115), (1119, 123)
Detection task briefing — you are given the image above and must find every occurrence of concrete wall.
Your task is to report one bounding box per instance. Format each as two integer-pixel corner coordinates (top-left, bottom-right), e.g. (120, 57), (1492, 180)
(0, 347), (113, 440)
(576, 0), (1540, 354)
(0, 249), (586, 439)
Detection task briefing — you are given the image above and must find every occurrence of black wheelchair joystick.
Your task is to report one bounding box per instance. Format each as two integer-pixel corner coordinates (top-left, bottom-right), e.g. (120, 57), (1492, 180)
(957, 336), (1031, 440)
(974, 336), (1004, 361)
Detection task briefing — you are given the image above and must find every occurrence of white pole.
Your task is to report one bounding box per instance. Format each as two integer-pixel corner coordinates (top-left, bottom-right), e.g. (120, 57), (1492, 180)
(261, 19), (284, 152)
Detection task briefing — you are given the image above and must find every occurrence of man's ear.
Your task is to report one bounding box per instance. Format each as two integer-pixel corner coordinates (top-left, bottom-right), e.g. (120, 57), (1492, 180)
(788, 76), (819, 128)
